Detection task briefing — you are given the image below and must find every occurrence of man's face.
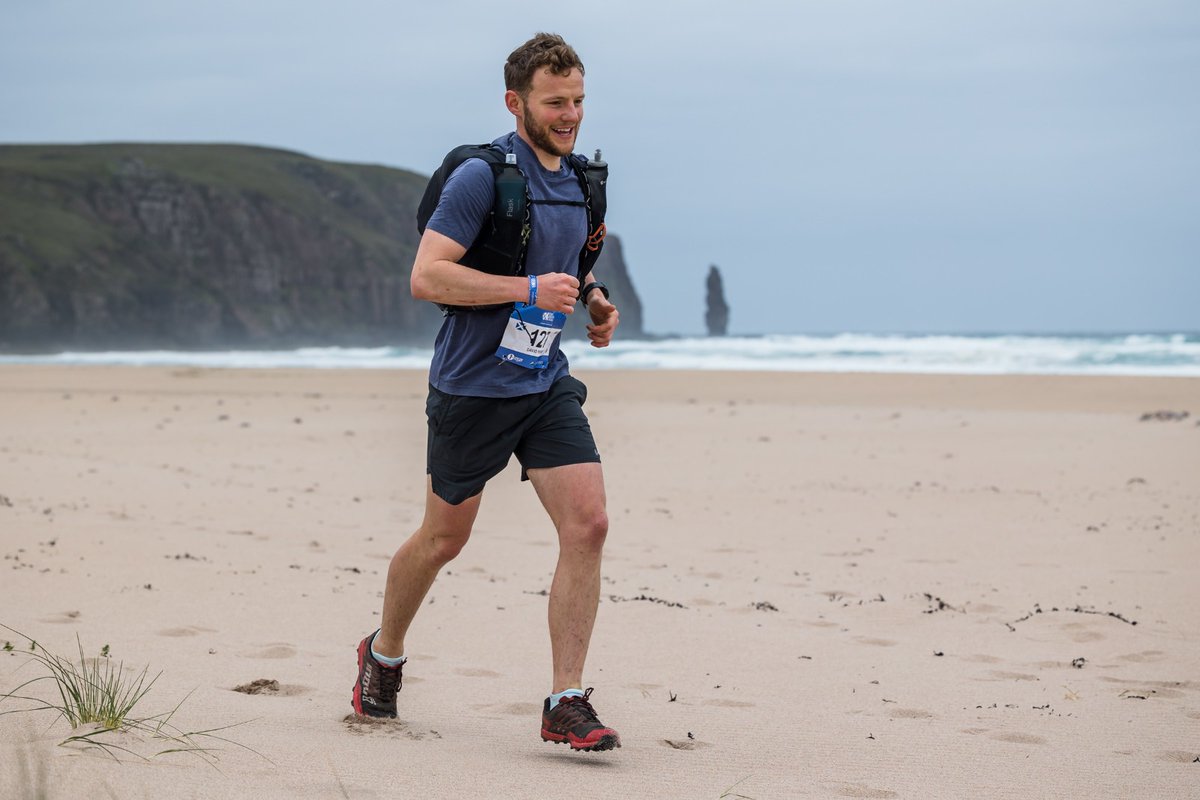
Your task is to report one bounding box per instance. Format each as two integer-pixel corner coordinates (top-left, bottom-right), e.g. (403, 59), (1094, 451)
(514, 67), (585, 163)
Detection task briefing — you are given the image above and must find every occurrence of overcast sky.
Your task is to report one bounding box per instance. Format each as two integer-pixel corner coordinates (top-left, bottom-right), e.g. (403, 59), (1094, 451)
(3, 0), (1197, 335)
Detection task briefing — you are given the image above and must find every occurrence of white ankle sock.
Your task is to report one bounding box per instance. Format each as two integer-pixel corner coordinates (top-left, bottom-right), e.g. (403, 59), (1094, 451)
(548, 688), (584, 710)
(369, 632), (406, 668)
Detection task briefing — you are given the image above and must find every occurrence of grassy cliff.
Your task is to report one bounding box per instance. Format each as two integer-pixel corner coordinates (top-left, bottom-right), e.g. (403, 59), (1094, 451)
(0, 142), (643, 351)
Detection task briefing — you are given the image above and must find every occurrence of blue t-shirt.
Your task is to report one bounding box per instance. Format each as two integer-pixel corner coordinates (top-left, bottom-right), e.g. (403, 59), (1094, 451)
(425, 133), (587, 398)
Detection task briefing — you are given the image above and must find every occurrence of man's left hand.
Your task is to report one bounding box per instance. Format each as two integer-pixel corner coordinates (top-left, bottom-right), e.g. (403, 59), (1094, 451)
(586, 296), (619, 348)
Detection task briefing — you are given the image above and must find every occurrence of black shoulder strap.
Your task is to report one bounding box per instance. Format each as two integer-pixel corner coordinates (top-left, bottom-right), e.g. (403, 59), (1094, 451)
(570, 152), (609, 282)
(417, 142), (532, 314)
(416, 143), (511, 235)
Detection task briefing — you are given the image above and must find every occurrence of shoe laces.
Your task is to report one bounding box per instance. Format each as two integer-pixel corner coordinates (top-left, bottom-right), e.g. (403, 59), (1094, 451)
(556, 687), (599, 724)
(374, 660), (403, 697)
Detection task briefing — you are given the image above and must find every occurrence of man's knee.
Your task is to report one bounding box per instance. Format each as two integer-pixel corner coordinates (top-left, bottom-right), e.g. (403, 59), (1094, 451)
(563, 507), (608, 553)
(418, 482), (480, 564)
(422, 524), (471, 564)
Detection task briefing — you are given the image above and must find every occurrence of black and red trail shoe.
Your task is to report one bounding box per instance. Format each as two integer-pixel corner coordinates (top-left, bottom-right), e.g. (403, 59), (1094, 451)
(541, 688), (621, 752)
(351, 632), (403, 718)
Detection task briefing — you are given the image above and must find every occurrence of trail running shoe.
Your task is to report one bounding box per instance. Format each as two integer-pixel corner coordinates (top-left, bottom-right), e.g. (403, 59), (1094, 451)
(351, 632), (403, 718)
(541, 688), (621, 752)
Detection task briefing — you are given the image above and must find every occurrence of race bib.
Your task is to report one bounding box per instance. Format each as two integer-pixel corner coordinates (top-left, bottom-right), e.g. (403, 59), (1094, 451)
(495, 304), (566, 369)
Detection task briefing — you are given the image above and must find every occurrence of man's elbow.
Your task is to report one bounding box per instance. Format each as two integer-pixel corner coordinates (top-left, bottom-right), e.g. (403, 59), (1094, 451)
(410, 265), (435, 301)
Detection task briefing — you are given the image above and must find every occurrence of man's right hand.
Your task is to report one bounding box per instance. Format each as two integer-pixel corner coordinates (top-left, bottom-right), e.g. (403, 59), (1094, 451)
(534, 273), (580, 314)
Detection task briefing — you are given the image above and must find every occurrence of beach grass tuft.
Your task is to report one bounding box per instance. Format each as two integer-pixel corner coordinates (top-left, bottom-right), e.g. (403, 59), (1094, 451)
(0, 623), (266, 765)
(719, 776), (755, 800)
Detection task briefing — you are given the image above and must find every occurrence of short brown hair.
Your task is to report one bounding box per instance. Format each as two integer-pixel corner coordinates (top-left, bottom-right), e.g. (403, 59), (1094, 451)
(504, 33), (585, 97)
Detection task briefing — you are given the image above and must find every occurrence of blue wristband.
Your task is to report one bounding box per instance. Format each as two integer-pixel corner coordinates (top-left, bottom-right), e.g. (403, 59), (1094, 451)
(528, 274), (538, 307)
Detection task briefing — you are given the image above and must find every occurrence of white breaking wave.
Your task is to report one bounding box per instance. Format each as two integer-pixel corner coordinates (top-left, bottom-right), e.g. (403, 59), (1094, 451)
(1, 333), (1198, 376)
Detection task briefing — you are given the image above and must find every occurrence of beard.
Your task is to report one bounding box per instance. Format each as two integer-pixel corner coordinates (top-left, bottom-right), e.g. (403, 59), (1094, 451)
(523, 104), (577, 159)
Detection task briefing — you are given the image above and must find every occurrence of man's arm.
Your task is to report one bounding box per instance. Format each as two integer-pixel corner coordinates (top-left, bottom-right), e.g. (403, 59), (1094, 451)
(580, 270), (619, 348)
(410, 229), (580, 313)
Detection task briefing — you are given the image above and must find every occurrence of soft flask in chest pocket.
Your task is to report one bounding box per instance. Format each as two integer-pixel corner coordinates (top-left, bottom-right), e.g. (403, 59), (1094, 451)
(488, 153), (528, 264)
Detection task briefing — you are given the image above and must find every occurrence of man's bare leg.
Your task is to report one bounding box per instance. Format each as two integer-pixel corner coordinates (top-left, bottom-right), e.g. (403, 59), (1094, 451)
(527, 462), (609, 692)
(372, 479), (481, 659)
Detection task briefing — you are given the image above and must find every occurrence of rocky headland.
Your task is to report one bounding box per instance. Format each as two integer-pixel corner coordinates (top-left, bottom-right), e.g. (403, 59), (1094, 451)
(0, 143), (643, 351)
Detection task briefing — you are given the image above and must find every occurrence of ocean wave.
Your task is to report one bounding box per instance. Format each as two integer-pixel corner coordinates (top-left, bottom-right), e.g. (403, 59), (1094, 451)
(2, 333), (1198, 376)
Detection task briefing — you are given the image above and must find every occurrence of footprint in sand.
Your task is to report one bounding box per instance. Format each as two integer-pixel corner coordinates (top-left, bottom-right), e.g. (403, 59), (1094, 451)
(1118, 650), (1167, 663)
(1098, 677), (1191, 698)
(1157, 751), (1200, 763)
(661, 738), (711, 750)
(702, 698), (756, 708)
(827, 782), (899, 798)
(342, 714), (441, 740)
(157, 625), (216, 637)
(854, 637), (898, 647)
(243, 643), (297, 659)
(454, 668), (502, 678)
(990, 732), (1047, 745)
(40, 611), (81, 624)
(890, 708), (935, 719)
(231, 678), (312, 697)
(962, 654), (1003, 664)
(985, 670), (1040, 682)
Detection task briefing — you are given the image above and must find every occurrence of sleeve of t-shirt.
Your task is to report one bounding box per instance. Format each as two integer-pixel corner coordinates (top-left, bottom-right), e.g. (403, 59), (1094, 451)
(425, 158), (494, 250)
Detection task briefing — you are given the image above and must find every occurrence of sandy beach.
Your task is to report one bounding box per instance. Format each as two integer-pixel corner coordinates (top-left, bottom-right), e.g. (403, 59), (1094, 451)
(1, 365), (1197, 799)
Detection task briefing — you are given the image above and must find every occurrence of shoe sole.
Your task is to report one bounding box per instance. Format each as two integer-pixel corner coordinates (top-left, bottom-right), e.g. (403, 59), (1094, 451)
(351, 637), (397, 719)
(542, 731), (622, 752)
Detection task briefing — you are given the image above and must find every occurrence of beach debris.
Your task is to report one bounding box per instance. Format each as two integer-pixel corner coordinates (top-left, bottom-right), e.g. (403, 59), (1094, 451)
(750, 601), (778, 612)
(0, 495), (12, 508)
(233, 678), (280, 695)
(1071, 657), (1087, 669)
(1009, 604), (1136, 628)
(1119, 690), (1149, 700)
(1139, 410), (1189, 422)
(523, 589), (549, 596)
(669, 691), (677, 702)
(168, 552), (205, 562)
(867, 733), (876, 740)
(922, 593), (963, 614)
(687, 731), (695, 739)
(607, 594), (686, 609)
(933, 650), (945, 657)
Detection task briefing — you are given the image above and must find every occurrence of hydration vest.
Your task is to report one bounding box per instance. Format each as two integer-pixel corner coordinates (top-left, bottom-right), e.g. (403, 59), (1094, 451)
(415, 142), (608, 313)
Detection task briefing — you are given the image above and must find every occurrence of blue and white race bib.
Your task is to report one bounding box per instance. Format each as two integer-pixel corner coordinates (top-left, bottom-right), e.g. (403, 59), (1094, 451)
(495, 304), (566, 369)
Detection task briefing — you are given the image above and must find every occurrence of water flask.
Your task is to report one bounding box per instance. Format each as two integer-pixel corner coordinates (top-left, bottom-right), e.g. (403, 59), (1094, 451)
(494, 153), (525, 222)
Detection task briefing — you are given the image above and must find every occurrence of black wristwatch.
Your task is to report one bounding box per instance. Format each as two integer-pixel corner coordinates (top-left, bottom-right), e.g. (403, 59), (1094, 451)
(581, 281), (609, 304)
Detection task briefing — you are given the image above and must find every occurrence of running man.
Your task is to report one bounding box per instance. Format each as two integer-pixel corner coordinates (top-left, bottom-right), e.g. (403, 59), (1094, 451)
(351, 32), (622, 752)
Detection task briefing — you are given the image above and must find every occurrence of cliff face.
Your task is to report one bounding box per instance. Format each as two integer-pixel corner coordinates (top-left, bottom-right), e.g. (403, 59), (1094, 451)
(0, 143), (644, 350)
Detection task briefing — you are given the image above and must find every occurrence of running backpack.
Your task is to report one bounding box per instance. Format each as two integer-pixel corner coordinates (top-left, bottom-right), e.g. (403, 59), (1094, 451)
(416, 142), (608, 313)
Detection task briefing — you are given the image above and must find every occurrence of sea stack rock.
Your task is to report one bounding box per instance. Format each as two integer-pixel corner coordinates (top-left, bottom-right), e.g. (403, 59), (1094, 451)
(705, 265), (729, 336)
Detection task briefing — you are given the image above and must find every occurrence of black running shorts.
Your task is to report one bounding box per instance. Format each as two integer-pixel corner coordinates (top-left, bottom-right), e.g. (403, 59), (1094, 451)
(425, 375), (601, 505)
